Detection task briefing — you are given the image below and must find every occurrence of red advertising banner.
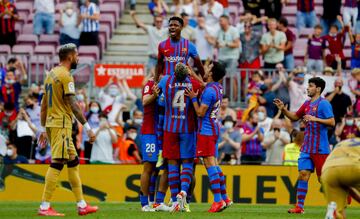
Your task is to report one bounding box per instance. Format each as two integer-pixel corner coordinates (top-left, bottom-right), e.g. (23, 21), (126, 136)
(94, 64), (145, 88)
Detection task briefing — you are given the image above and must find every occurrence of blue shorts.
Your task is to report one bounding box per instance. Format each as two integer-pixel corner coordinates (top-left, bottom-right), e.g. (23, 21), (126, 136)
(163, 132), (196, 160)
(298, 152), (329, 177)
(141, 134), (159, 162)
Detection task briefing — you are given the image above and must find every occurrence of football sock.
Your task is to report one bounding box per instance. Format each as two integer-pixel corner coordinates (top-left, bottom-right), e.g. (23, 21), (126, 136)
(296, 180), (308, 209)
(155, 191), (165, 204)
(42, 163), (63, 203)
(139, 193), (149, 207)
(180, 162), (193, 193)
(168, 164), (180, 202)
(149, 175), (157, 202)
(216, 166), (229, 200)
(207, 166), (221, 203)
(67, 159), (84, 202)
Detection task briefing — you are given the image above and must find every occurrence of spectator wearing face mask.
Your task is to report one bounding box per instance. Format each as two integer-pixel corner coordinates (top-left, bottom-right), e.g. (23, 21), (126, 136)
(325, 79), (352, 124)
(76, 88), (88, 116)
(218, 95), (237, 122)
(283, 129), (303, 166)
(262, 119), (290, 165)
(257, 106), (273, 133)
(116, 125), (141, 164)
(90, 113), (117, 164)
(59, 1), (81, 47)
(4, 143), (28, 164)
(11, 108), (36, 159)
(286, 69), (308, 113)
(240, 110), (264, 165)
(335, 114), (360, 141)
(218, 116), (242, 164)
(3, 58), (27, 86)
(0, 68), (21, 111)
(124, 110), (143, 152)
(83, 101), (101, 163)
(348, 27), (360, 68)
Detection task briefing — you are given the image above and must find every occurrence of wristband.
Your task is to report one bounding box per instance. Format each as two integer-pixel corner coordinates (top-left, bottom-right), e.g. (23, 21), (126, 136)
(192, 97), (197, 103)
(84, 122), (91, 131)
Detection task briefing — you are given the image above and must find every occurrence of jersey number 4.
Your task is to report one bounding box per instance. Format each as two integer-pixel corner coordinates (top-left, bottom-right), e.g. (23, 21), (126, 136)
(172, 90), (186, 112)
(45, 84), (53, 107)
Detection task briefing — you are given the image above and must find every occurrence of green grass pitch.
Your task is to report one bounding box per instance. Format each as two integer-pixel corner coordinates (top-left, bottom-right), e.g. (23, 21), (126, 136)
(0, 202), (359, 219)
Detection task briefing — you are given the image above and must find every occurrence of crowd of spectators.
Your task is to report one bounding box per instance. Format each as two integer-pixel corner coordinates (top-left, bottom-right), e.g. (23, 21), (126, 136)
(2, 0), (360, 166)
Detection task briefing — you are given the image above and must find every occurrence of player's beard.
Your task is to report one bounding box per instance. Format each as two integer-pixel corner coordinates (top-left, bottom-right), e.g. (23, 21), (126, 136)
(70, 59), (78, 70)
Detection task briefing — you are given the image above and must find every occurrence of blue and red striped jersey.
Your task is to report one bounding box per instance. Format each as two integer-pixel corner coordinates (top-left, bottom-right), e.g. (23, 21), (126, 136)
(198, 82), (223, 136)
(241, 123), (264, 156)
(296, 97), (334, 154)
(158, 75), (201, 133)
(297, 0), (314, 12)
(158, 37), (199, 76)
(141, 80), (158, 135)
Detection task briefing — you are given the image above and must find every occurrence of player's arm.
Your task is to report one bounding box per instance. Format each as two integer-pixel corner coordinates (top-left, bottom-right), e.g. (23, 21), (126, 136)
(303, 115), (335, 127)
(273, 98), (300, 121)
(40, 93), (47, 127)
(185, 88), (208, 117)
(190, 43), (205, 78)
(155, 44), (164, 82)
(143, 84), (160, 106)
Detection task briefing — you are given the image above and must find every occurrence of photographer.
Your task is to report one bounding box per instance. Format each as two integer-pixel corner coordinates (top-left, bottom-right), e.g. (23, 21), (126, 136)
(218, 116), (242, 165)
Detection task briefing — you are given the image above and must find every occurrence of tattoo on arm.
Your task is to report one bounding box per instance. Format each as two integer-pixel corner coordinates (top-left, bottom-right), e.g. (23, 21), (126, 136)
(65, 95), (87, 125)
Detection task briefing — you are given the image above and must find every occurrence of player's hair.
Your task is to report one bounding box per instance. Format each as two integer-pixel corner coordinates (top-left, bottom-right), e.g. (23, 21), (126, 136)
(174, 62), (188, 81)
(211, 61), (226, 82)
(59, 43), (77, 61)
(278, 17), (288, 27)
(308, 77), (326, 94)
(4, 102), (15, 111)
(314, 24), (323, 30)
(169, 16), (184, 26)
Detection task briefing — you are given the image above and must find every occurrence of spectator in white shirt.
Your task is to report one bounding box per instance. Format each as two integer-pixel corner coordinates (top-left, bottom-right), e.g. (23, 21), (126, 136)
(262, 119), (291, 165)
(33, 0), (55, 35)
(59, 2), (81, 47)
(216, 15), (240, 100)
(24, 94), (41, 138)
(130, 10), (168, 75)
(201, 0), (224, 33)
(285, 69), (308, 112)
(90, 113), (117, 164)
(195, 14), (216, 62)
(257, 106), (273, 133)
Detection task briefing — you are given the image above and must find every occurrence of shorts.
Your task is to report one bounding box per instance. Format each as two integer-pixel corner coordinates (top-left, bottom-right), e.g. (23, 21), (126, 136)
(163, 131), (196, 160)
(141, 134), (159, 162)
(46, 127), (77, 160)
(298, 152), (328, 177)
(196, 134), (218, 158)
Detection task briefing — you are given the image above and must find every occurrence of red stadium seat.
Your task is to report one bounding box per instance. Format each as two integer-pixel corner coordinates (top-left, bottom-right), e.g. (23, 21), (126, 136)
(100, 3), (120, 24)
(298, 28), (313, 38)
(16, 2), (33, 17)
(12, 44), (34, 55)
(78, 46), (100, 60)
(103, 0), (125, 13)
(0, 45), (11, 55)
(22, 23), (34, 34)
(17, 34), (38, 47)
(100, 13), (116, 31)
(39, 34), (59, 47)
(34, 45), (56, 56)
(15, 23), (23, 36)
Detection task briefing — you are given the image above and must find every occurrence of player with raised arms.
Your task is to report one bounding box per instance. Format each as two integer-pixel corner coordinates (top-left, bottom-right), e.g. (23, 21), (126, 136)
(157, 63), (201, 211)
(37, 43), (98, 216)
(186, 61), (232, 213)
(273, 77), (335, 214)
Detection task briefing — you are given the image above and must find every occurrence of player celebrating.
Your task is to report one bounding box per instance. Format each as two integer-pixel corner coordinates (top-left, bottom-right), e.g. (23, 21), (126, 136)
(156, 16), (204, 81)
(274, 77), (335, 214)
(322, 138), (360, 219)
(186, 61), (232, 212)
(157, 63), (201, 211)
(37, 44), (98, 216)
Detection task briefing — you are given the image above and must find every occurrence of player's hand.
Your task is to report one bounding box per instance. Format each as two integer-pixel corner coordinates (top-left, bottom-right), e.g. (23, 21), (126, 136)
(273, 98), (285, 111)
(87, 130), (96, 144)
(303, 115), (318, 123)
(337, 15), (343, 22)
(152, 84), (160, 97)
(38, 132), (48, 149)
(185, 88), (198, 99)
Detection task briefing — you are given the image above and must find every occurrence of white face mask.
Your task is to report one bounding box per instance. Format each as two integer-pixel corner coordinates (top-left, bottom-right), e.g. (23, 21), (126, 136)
(65, 8), (74, 16)
(5, 79), (15, 84)
(4, 111), (12, 117)
(6, 149), (13, 157)
(134, 118), (143, 125)
(109, 88), (119, 97)
(224, 121), (233, 129)
(258, 112), (265, 121)
(76, 94), (84, 102)
(346, 120), (354, 126)
(90, 107), (99, 113)
(128, 132), (137, 140)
